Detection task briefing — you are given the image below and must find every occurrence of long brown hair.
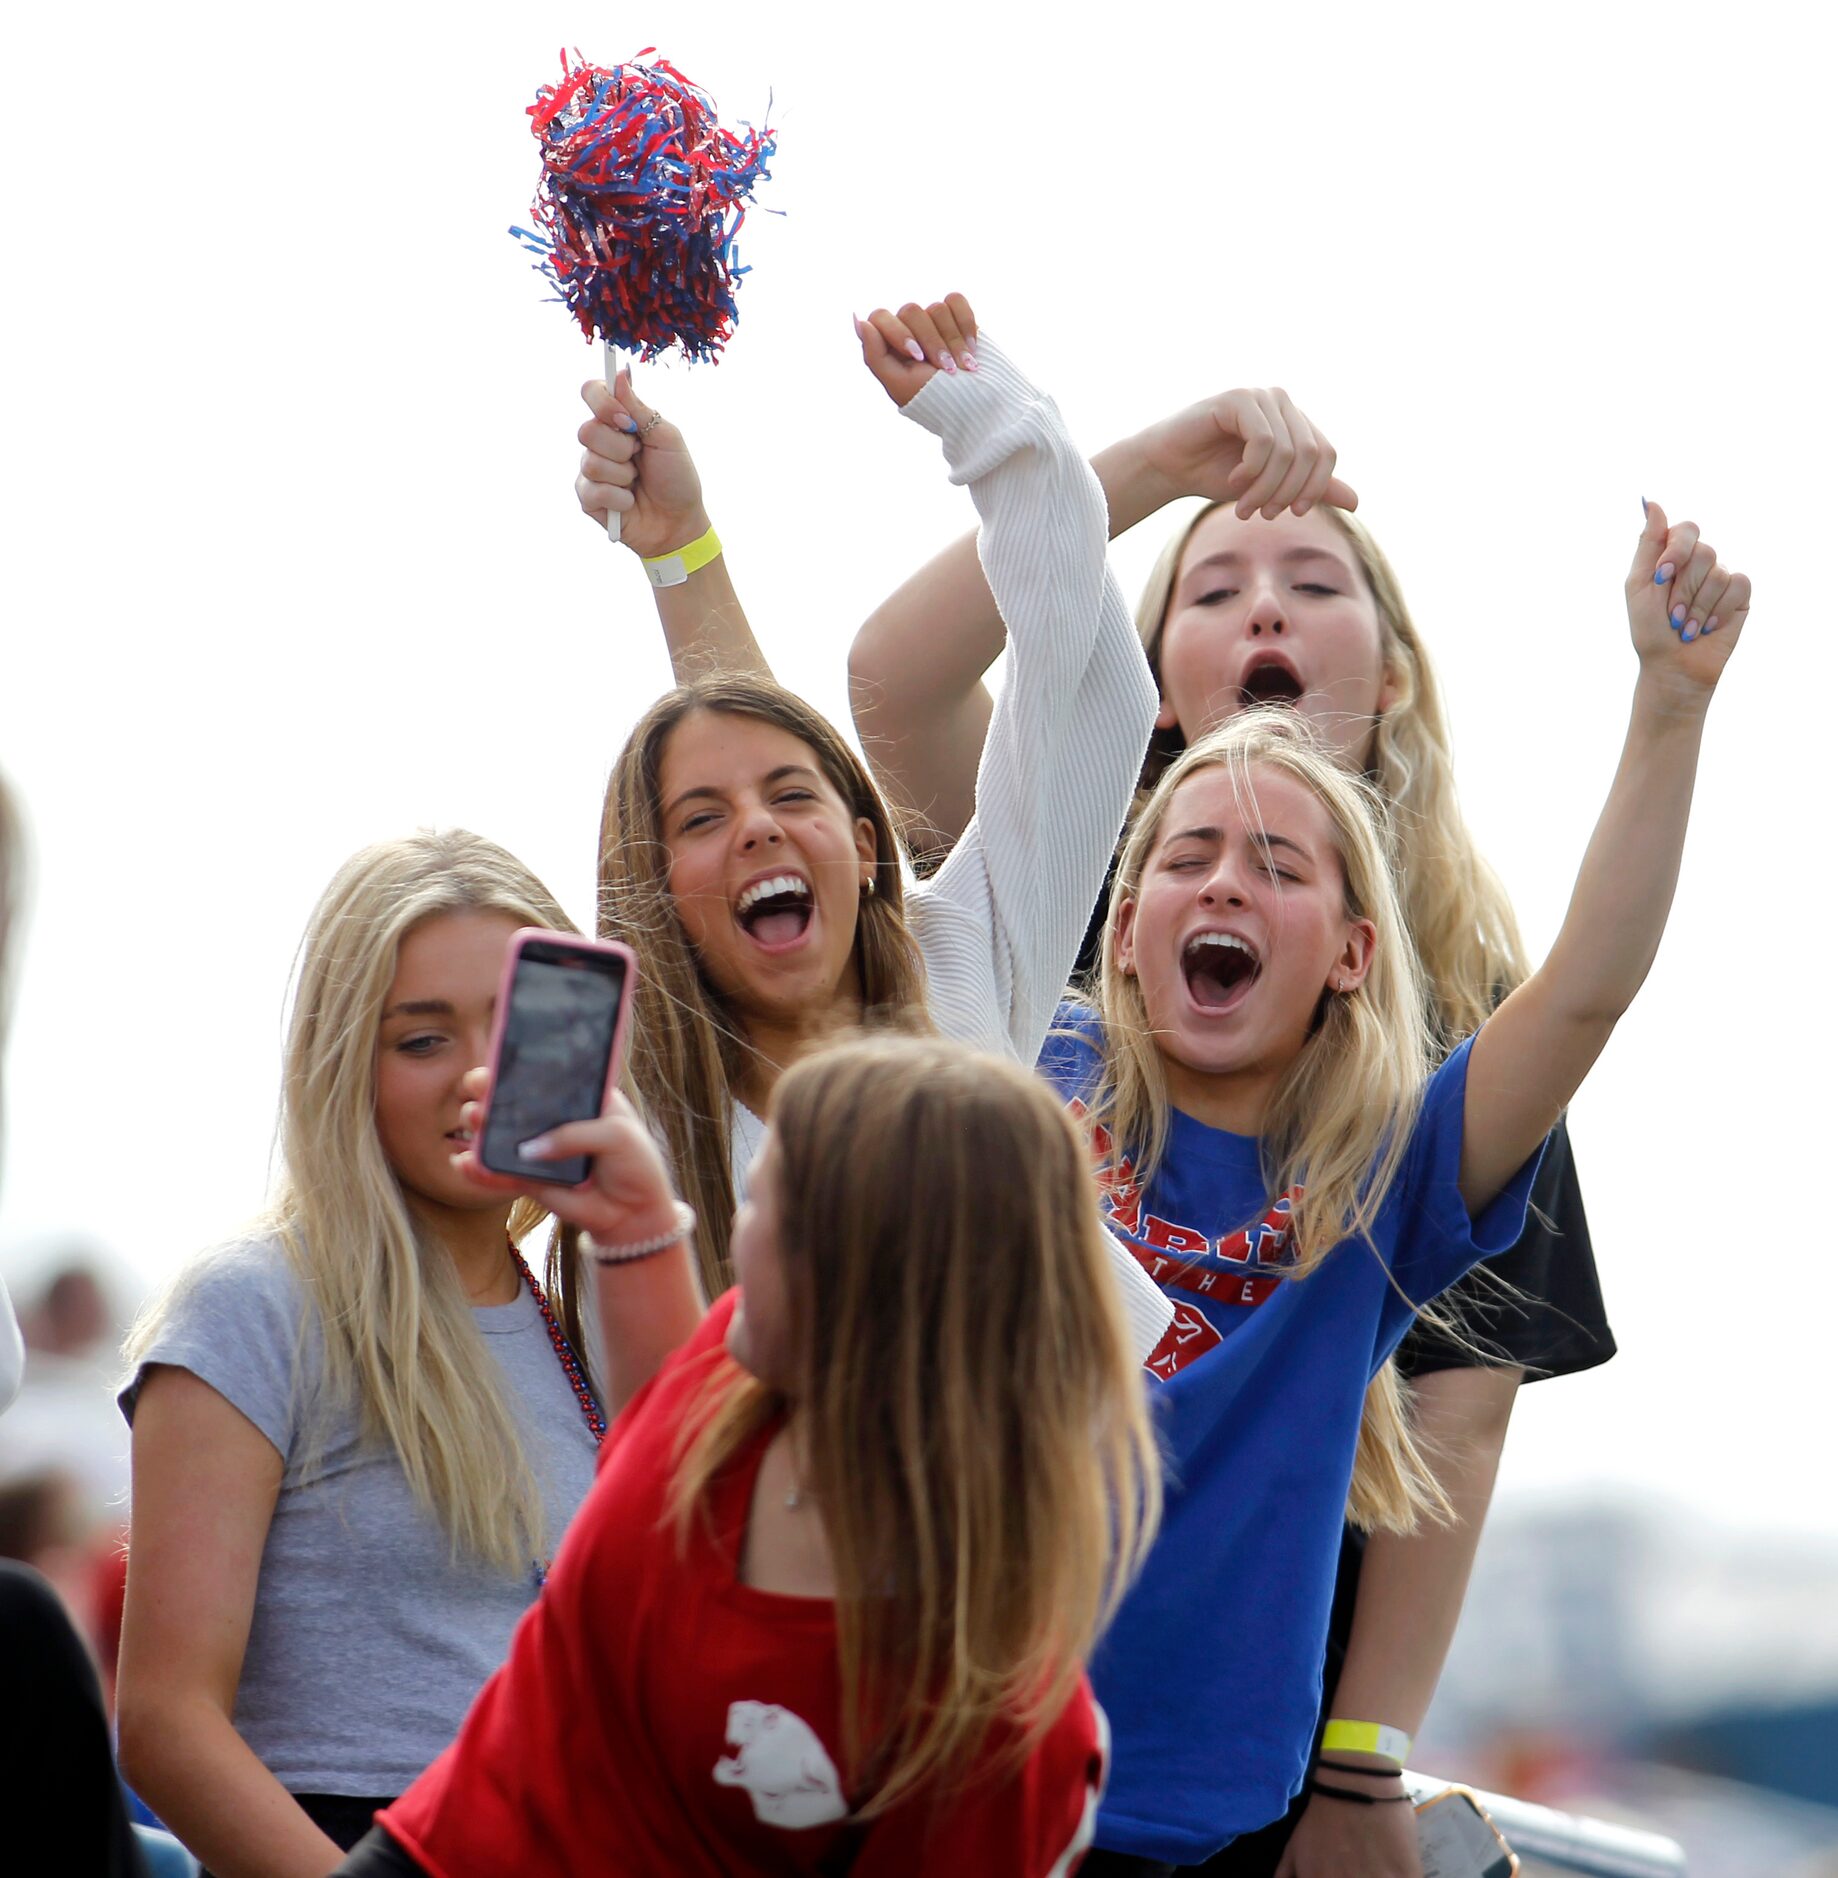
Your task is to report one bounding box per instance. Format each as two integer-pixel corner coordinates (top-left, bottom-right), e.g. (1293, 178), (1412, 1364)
(668, 1035), (1161, 1817)
(598, 675), (930, 1295)
(1135, 504), (1528, 1043)
(1087, 712), (1450, 1533)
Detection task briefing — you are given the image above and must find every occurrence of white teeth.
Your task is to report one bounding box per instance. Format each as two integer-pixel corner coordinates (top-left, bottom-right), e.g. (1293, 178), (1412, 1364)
(736, 874), (812, 915)
(1184, 932), (1257, 962)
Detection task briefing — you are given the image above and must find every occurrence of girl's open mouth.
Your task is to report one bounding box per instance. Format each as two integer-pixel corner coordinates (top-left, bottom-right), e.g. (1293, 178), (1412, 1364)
(734, 873), (814, 951)
(1236, 654), (1304, 708)
(1182, 931), (1261, 1013)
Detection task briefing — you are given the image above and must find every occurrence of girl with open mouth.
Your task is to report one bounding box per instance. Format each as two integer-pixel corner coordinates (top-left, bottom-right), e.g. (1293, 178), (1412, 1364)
(1024, 502), (1746, 1871)
(570, 291), (1173, 1365)
(848, 396), (1619, 1872)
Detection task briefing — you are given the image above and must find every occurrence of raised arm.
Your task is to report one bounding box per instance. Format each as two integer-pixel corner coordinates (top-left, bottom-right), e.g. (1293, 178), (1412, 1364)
(575, 368), (770, 683)
(1461, 502), (1749, 1213)
(456, 1076), (705, 1418)
(849, 373), (1360, 852)
(858, 301), (1155, 1064)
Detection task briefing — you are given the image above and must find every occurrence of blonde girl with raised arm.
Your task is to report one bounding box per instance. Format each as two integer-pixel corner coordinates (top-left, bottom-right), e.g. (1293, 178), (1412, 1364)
(339, 1034), (1161, 1878)
(115, 832), (700, 1878)
(572, 292), (1173, 1360)
(1033, 504), (1747, 1873)
(847, 409), (1617, 1878)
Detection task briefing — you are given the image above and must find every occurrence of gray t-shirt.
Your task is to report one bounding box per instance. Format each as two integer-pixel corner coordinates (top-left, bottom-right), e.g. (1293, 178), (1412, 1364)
(119, 1238), (600, 1796)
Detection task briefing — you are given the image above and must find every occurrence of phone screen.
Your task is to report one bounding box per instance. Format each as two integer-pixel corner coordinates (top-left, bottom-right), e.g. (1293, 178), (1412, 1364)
(1417, 1788), (1517, 1878)
(479, 941), (629, 1186)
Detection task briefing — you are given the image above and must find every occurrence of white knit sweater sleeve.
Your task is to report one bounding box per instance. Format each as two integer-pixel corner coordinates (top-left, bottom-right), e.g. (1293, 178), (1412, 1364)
(896, 338), (1171, 1364)
(898, 336), (1158, 1064)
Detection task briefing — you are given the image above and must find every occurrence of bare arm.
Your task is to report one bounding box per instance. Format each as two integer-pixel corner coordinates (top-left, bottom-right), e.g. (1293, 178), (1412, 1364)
(1461, 502), (1749, 1214)
(458, 1078), (705, 1418)
(574, 369), (771, 684)
(1277, 1366), (1520, 1878)
(117, 1369), (344, 1878)
(849, 384), (1361, 852)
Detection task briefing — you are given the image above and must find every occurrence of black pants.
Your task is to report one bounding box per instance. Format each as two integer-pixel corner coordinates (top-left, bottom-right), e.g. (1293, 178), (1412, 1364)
(0, 1561), (150, 1878)
(333, 1824), (428, 1876)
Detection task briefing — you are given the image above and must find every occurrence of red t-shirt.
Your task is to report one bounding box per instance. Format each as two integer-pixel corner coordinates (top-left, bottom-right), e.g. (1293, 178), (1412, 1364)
(381, 1291), (1106, 1876)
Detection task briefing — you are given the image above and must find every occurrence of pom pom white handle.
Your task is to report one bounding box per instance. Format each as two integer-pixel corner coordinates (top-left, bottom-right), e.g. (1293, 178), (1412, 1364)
(603, 341), (621, 544)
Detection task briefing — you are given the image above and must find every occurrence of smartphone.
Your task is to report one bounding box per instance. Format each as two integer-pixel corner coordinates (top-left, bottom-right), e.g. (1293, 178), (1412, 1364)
(1416, 1787), (1518, 1878)
(477, 930), (636, 1187)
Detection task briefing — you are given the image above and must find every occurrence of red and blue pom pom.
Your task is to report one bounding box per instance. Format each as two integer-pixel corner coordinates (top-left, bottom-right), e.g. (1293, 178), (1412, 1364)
(512, 49), (775, 363)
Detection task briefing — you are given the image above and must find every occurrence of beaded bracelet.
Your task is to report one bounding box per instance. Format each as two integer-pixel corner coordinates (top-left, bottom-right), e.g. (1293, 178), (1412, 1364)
(586, 1201), (696, 1265)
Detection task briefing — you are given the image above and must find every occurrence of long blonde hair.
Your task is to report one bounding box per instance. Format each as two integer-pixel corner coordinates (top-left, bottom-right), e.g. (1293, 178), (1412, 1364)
(126, 830), (586, 1575)
(1089, 711), (1449, 1531)
(598, 674), (930, 1296)
(1135, 503), (1528, 1042)
(669, 1035), (1161, 1817)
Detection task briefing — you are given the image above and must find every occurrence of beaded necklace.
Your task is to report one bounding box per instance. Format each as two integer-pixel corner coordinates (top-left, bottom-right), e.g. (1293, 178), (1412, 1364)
(508, 1243), (606, 1587)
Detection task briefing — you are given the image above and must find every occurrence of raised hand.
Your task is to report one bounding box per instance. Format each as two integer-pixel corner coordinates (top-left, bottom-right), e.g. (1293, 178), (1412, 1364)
(451, 1069), (686, 1246)
(574, 366), (712, 560)
(1627, 500), (1750, 707)
(855, 294), (980, 409)
(1135, 387), (1360, 521)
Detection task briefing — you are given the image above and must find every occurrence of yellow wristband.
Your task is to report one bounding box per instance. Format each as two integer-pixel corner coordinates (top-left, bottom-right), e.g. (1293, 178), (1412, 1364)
(642, 525), (723, 589)
(1320, 1721), (1412, 1766)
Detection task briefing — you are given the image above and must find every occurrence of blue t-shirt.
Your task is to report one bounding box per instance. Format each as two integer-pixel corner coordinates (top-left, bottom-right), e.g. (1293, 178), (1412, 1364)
(1037, 1005), (1544, 1863)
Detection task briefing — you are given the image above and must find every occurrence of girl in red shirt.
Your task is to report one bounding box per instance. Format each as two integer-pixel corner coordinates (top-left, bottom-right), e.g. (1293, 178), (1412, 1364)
(338, 1033), (1162, 1876)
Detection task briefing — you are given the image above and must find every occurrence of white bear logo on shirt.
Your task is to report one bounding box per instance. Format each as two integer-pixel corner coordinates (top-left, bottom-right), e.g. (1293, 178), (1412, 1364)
(712, 1700), (849, 1829)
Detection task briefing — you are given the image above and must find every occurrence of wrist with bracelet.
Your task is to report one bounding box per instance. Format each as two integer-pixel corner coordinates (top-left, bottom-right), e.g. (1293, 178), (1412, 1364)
(1310, 1717), (1412, 1805)
(584, 1200), (696, 1265)
(642, 523), (722, 589)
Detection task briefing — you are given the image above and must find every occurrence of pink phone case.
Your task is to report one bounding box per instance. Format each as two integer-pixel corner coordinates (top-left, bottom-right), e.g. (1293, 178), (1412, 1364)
(478, 928), (638, 1184)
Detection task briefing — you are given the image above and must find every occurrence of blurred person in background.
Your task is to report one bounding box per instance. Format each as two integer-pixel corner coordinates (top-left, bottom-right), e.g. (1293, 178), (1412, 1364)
(0, 1247), (138, 1664)
(0, 767), (152, 1877)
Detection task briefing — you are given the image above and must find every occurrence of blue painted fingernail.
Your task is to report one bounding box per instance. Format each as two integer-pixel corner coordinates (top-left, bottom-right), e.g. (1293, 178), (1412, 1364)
(1641, 496), (1649, 515)
(1680, 621), (1700, 643)
(1670, 604), (1686, 625)
(1669, 614), (1683, 633)
(1655, 562), (1675, 584)
(616, 414), (636, 432)
(1705, 615), (1720, 633)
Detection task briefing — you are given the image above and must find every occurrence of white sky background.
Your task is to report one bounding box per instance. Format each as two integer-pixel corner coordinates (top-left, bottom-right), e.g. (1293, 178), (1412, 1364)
(2, 3), (1832, 1541)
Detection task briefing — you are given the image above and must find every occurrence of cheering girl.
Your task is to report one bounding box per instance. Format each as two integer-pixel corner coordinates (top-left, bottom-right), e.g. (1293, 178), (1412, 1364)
(1036, 504), (1745, 1869)
(847, 397), (1617, 1874)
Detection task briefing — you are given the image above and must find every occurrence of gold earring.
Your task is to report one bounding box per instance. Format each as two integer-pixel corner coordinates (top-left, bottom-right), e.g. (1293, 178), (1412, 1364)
(862, 874), (876, 897)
